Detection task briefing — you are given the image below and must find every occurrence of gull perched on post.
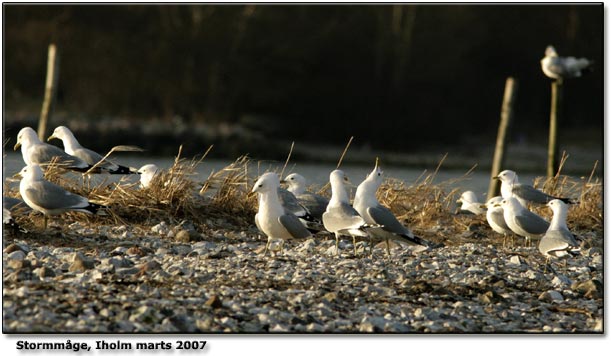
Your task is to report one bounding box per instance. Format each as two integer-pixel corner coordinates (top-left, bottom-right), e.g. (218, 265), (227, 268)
(456, 190), (486, 215)
(322, 170), (374, 256)
(353, 160), (435, 256)
(17, 164), (107, 228)
(496, 169), (573, 207)
(501, 197), (549, 247)
(282, 173), (329, 221)
(538, 199), (580, 262)
(540, 45), (592, 82)
(252, 172), (312, 255)
(14, 127), (92, 171)
(483, 196), (513, 247)
(48, 126), (137, 174)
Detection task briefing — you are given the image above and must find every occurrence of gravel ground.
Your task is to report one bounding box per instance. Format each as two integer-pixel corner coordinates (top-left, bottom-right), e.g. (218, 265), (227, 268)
(2, 220), (603, 333)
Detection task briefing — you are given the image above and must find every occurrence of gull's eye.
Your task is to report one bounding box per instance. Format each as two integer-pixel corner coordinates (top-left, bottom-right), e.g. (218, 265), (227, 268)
(258, 184), (263, 188)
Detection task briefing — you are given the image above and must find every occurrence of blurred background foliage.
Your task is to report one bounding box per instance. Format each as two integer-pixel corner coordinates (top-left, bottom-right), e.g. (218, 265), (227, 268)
(2, 4), (603, 158)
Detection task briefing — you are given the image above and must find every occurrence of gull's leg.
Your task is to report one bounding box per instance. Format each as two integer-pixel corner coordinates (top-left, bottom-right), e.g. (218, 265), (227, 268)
(263, 238), (271, 256)
(353, 236), (357, 257)
(385, 238), (391, 258)
(335, 233), (340, 256)
(43, 215), (48, 229)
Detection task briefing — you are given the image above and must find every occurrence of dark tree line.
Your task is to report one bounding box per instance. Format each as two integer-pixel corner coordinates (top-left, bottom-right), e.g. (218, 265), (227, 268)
(3, 4), (603, 151)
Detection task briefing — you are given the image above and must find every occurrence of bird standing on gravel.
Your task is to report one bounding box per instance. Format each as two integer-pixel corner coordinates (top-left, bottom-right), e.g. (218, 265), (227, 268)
(483, 196), (513, 247)
(18, 164), (107, 228)
(283, 172), (329, 221)
(540, 45), (592, 82)
(48, 126), (137, 174)
(322, 170), (374, 256)
(496, 169), (573, 207)
(501, 197), (550, 247)
(14, 127), (92, 171)
(538, 199), (580, 261)
(353, 160), (435, 256)
(252, 172), (312, 255)
(456, 190), (486, 215)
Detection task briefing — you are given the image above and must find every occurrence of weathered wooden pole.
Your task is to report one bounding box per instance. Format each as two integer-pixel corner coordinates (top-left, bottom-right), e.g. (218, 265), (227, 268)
(547, 80), (562, 178)
(488, 77), (518, 199)
(37, 43), (60, 141)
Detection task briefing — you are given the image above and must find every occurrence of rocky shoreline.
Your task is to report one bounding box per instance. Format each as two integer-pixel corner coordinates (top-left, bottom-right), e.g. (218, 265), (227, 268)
(2, 220), (603, 333)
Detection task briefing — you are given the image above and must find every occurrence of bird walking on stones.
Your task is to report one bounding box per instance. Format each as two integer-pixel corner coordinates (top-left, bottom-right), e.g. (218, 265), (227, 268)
(538, 199), (580, 270)
(18, 164), (107, 228)
(353, 160), (435, 257)
(457, 190), (486, 215)
(483, 196), (513, 247)
(282, 173), (329, 221)
(252, 172), (312, 255)
(501, 197), (550, 247)
(322, 170), (375, 256)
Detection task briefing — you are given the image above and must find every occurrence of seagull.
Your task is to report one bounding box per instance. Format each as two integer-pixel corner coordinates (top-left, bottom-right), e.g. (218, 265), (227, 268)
(282, 172), (329, 221)
(540, 45), (592, 82)
(47, 126), (136, 174)
(353, 161), (435, 256)
(538, 199), (580, 261)
(483, 196), (513, 247)
(322, 169), (375, 256)
(14, 127), (92, 171)
(18, 164), (107, 228)
(252, 172), (312, 255)
(501, 197), (550, 247)
(496, 169), (574, 207)
(456, 190), (486, 215)
(137, 164), (159, 188)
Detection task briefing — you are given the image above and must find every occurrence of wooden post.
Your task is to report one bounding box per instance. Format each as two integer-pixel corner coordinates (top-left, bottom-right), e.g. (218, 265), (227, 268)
(488, 77), (518, 200)
(547, 80), (562, 178)
(37, 44), (60, 141)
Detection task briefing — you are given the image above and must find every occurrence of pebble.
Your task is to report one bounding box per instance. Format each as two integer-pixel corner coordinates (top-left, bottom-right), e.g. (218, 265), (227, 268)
(1, 222), (603, 333)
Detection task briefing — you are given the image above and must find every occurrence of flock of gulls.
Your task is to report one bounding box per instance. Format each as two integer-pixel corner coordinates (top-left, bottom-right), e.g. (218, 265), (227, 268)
(3, 45), (590, 268)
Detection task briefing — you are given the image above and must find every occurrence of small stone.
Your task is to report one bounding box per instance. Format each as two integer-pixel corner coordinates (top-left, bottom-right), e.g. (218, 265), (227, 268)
(4, 243), (26, 254)
(69, 253), (94, 272)
(7, 250), (26, 261)
(7, 259), (31, 270)
(204, 295), (223, 309)
(572, 280), (603, 299)
(137, 260), (162, 274)
(538, 290), (564, 303)
(477, 290), (504, 304)
(174, 230), (191, 243)
(507, 255), (521, 266)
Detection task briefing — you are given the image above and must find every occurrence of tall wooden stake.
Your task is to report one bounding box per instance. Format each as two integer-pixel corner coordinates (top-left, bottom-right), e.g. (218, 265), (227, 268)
(488, 77), (517, 199)
(38, 44), (60, 141)
(547, 80), (562, 178)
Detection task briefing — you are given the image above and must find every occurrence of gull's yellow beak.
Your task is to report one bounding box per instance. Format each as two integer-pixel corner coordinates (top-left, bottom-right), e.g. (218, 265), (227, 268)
(13, 141), (21, 150)
(47, 134), (57, 142)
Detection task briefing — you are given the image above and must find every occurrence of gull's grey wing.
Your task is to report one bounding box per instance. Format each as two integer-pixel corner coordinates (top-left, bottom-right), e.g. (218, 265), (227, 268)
(24, 181), (89, 211)
(539, 229), (579, 255)
(513, 184), (557, 204)
(546, 57), (568, 77)
(490, 210), (510, 231)
(278, 188), (311, 218)
(514, 211), (549, 235)
(30, 144), (88, 168)
(297, 193), (329, 220)
(366, 205), (410, 236)
(322, 202), (365, 232)
(278, 214), (312, 239)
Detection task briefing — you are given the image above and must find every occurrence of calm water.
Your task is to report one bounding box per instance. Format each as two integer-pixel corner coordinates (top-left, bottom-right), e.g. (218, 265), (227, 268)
(3, 152), (540, 201)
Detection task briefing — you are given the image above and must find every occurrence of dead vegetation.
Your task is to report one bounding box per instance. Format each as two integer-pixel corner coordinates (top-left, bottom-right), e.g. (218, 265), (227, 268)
(4, 148), (603, 250)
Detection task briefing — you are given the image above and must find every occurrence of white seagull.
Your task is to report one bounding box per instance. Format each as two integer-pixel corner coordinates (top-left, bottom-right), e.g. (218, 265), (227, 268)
(538, 199), (580, 261)
(252, 172), (312, 255)
(496, 169), (573, 207)
(282, 172), (329, 221)
(540, 45), (592, 82)
(483, 196), (513, 247)
(48, 126), (136, 174)
(137, 164), (160, 189)
(322, 170), (375, 256)
(353, 161), (435, 256)
(14, 127), (92, 171)
(18, 164), (106, 228)
(501, 197), (550, 247)
(456, 190), (486, 215)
